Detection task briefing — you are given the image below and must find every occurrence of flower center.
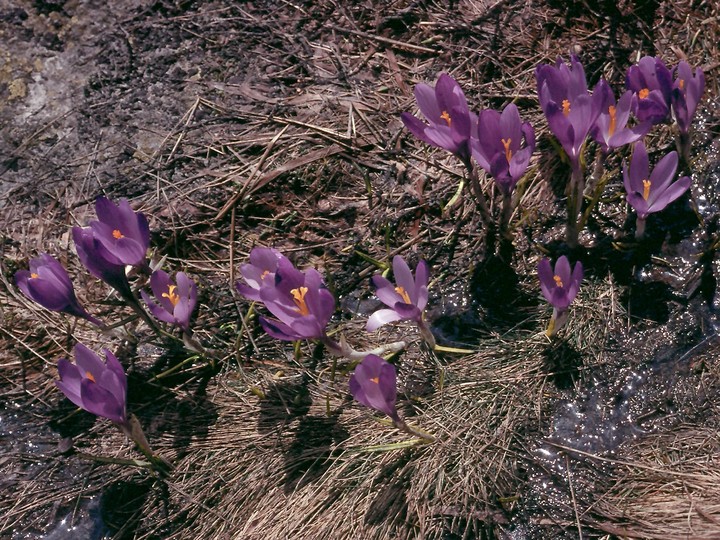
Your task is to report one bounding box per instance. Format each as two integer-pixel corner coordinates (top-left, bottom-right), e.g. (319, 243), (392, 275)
(440, 110), (452, 126)
(85, 371), (96, 383)
(112, 229), (124, 239)
(162, 284), (180, 306)
(291, 286), (310, 316)
(501, 138), (513, 163)
(639, 88), (650, 99)
(394, 286), (412, 304)
(642, 179), (651, 201)
(30, 272), (39, 279)
(562, 99), (571, 116)
(553, 275), (564, 288)
(608, 105), (617, 137)
(260, 270), (270, 279)
(370, 377), (380, 384)
(678, 79), (685, 90)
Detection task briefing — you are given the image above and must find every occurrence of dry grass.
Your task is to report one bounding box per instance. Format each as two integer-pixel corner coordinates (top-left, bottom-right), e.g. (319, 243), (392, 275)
(1, 0), (719, 538)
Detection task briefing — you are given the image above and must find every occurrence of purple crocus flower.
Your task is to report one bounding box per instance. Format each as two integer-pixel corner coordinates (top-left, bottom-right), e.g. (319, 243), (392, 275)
(401, 73), (476, 161)
(671, 60), (705, 135)
(471, 103), (535, 194)
(247, 258), (335, 341)
(235, 247), (288, 302)
(349, 354), (400, 421)
(73, 226), (133, 297)
(538, 256), (583, 336)
(88, 197), (150, 267)
(626, 56), (673, 125)
(55, 343), (128, 426)
(367, 256), (429, 332)
(591, 81), (650, 153)
(141, 270), (197, 331)
(536, 56), (604, 172)
(623, 142), (691, 235)
(15, 254), (101, 326)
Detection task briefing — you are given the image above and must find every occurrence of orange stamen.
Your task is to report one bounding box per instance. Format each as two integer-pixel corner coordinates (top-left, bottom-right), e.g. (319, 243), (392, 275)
(291, 286), (310, 316)
(30, 272), (39, 279)
(678, 79), (685, 90)
(642, 179), (651, 201)
(260, 270), (270, 279)
(162, 284), (180, 306)
(112, 229), (124, 239)
(562, 99), (571, 116)
(608, 105), (617, 137)
(638, 88), (649, 99)
(501, 138), (512, 163)
(395, 286), (412, 304)
(370, 377), (380, 384)
(553, 275), (564, 288)
(85, 371), (96, 383)
(440, 110), (452, 126)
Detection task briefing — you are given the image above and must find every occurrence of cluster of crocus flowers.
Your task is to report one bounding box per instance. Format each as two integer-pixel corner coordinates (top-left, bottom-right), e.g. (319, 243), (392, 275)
(536, 55), (605, 248)
(15, 254), (102, 327)
(367, 255), (435, 348)
(538, 256), (583, 337)
(141, 270), (198, 332)
(236, 249), (335, 342)
(623, 142), (691, 239)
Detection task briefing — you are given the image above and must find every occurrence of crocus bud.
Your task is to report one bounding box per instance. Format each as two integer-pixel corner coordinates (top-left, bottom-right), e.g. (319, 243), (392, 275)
(15, 254), (101, 326)
(349, 354), (400, 422)
(55, 343), (128, 426)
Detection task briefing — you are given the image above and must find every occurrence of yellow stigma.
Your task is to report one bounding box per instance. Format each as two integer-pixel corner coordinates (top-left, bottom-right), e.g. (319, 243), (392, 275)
(260, 270), (270, 279)
(639, 88), (649, 99)
(678, 79), (685, 90)
(501, 138), (512, 163)
(608, 105), (617, 137)
(553, 275), (564, 288)
(642, 179), (651, 201)
(85, 371), (96, 383)
(162, 284), (180, 306)
(112, 229), (124, 239)
(30, 272), (39, 279)
(562, 99), (571, 116)
(291, 286), (310, 316)
(370, 377), (380, 384)
(395, 286), (412, 304)
(440, 110), (452, 126)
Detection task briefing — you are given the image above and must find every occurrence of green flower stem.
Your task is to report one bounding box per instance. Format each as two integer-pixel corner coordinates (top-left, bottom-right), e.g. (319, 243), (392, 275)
(393, 417), (436, 443)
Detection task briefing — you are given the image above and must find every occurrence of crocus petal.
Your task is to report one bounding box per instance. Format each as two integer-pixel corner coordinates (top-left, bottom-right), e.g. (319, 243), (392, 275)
(647, 150), (679, 202)
(648, 176), (691, 213)
(366, 309), (404, 332)
(80, 379), (125, 424)
(56, 358), (84, 404)
(414, 260), (430, 310)
(372, 274), (405, 307)
(537, 258), (555, 302)
(554, 256), (572, 286)
(393, 256), (416, 303)
(414, 84), (443, 123)
(401, 113), (433, 146)
(259, 316), (303, 341)
(629, 142), (650, 192)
